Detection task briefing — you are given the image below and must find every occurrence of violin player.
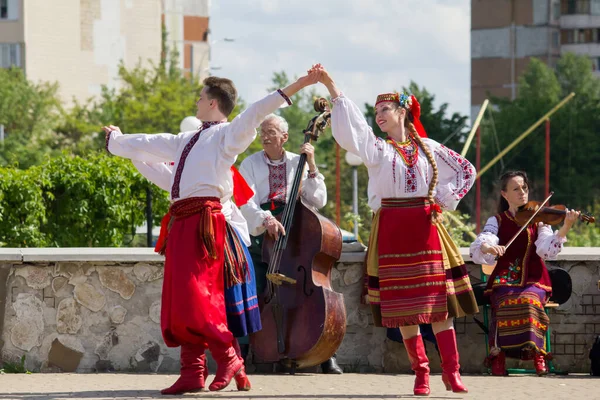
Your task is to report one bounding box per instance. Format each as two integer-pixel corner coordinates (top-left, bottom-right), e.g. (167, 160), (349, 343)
(470, 171), (581, 376)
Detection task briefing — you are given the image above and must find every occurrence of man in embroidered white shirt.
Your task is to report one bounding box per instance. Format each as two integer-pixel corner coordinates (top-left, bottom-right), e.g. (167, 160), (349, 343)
(238, 114), (342, 374)
(103, 72), (319, 395)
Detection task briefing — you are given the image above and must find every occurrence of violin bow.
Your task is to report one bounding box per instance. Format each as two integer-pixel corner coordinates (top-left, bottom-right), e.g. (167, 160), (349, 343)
(496, 191), (554, 260)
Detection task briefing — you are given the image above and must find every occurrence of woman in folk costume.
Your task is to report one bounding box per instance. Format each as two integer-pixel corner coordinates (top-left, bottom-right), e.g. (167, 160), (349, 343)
(132, 160), (261, 387)
(313, 64), (478, 396)
(469, 171), (579, 376)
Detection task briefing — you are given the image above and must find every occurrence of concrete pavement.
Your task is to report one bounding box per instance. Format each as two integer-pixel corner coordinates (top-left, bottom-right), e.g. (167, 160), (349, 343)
(0, 373), (598, 400)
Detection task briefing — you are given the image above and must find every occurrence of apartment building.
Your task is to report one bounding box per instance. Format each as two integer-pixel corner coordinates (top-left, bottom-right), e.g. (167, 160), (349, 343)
(0, 0), (211, 105)
(471, 0), (600, 120)
(162, 0), (211, 81)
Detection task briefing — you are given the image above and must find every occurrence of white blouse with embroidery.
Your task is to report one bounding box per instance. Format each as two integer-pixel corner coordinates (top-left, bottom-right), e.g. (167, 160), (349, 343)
(331, 93), (475, 212)
(106, 90), (290, 203)
(469, 215), (567, 265)
(238, 150), (327, 236)
(131, 160), (251, 246)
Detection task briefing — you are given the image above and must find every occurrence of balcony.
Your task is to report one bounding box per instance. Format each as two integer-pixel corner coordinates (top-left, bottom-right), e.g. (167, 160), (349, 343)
(561, 41), (600, 56)
(561, 0), (593, 15)
(560, 0), (600, 28)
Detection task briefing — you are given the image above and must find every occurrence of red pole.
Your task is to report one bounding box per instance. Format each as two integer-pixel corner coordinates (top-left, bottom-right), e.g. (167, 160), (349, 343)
(545, 119), (550, 198)
(476, 126), (481, 233)
(336, 142), (341, 226)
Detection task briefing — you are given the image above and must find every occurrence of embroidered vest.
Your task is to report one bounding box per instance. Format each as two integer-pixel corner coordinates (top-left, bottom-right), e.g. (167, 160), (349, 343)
(485, 211), (552, 295)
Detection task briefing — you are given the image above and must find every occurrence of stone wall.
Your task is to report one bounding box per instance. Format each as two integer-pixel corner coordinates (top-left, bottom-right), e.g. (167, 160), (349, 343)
(0, 247), (599, 374)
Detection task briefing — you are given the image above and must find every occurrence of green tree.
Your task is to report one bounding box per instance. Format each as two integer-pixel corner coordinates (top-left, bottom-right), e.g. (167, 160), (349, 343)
(0, 167), (48, 247)
(0, 67), (61, 168)
(479, 54), (600, 219)
(0, 153), (170, 247)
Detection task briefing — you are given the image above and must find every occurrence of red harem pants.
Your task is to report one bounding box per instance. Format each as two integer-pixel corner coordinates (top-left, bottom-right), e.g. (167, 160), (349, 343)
(160, 197), (233, 348)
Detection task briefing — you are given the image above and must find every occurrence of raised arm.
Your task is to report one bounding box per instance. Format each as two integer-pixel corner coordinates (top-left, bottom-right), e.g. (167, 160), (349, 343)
(300, 169), (327, 209)
(299, 142), (327, 209)
(104, 125), (184, 163)
(221, 72), (320, 157)
(315, 65), (383, 167)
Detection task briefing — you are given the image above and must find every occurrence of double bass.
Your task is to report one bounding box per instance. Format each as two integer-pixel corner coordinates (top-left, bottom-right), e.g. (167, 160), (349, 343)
(250, 98), (346, 373)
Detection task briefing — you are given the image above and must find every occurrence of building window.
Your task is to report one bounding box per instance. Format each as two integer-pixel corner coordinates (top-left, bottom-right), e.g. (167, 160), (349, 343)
(0, 0), (7, 19)
(0, 0), (18, 20)
(553, 31), (560, 48)
(553, 0), (562, 19)
(562, 0), (591, 14)
(592, 0), (600, 14)
(0, 43), (21, 68)
(561, 28), (600, 44)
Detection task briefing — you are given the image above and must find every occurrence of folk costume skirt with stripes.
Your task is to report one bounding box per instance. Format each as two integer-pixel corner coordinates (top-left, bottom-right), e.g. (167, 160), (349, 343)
(366, 198), (478, 327)
(489, 285), (549, 357)
(224, 224), (262, 338)
(161, 197), (233, 348)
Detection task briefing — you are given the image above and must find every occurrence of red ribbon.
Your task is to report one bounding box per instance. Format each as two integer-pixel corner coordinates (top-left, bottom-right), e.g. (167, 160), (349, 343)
(409, 95), (428, 138)
(230, 166), (254, 207)
(153, 212), (171, 254)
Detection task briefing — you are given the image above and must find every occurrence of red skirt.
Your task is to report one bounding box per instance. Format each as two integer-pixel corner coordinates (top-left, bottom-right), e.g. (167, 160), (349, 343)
(160, 197), (233, 347)
(376, 198), (448, 327)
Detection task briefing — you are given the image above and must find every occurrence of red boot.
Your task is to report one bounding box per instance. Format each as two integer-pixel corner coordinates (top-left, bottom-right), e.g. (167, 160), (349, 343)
(201, 342), (209, 382)
(161, 343), (206, 395)
(534, 353), (548, 376)
(436, 329), (468, 393)
(491, 351), (506, 376)
(231, 338), (251, 390)
(404, 335), (431, 396)
(208, 340), (249, 391)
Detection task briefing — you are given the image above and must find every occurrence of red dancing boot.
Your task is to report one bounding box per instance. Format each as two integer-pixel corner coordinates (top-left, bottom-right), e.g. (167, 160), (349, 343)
(161, 343), (207, 395)
(231, 338), (251, 391)
(435, 329), (468, 393)
(208, 341), (248, 391)
(491, 351), (507, 376)
(403, 335), (431, 396)
(201, 342), (209, 382)
(534, 353), (548, 376)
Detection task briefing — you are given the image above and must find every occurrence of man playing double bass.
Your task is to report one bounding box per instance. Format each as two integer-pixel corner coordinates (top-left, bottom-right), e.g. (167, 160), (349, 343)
(239, 113), (343, 374)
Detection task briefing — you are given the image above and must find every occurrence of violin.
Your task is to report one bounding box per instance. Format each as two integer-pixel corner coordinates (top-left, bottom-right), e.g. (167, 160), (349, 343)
(489, 192), (595, 263)
(515, 201), (595, 226)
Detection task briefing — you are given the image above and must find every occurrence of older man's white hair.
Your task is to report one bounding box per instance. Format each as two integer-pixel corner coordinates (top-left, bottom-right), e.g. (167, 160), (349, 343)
(261, 113), (289, 133)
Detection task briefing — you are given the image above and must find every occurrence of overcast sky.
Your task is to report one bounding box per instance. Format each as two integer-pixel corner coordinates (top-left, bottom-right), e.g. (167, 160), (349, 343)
(211, 0), (471, 120)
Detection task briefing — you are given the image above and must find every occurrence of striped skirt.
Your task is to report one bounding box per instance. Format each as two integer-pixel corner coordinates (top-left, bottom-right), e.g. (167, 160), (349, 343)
(490, 285), (549, 357)
(367, 198), (478, 327)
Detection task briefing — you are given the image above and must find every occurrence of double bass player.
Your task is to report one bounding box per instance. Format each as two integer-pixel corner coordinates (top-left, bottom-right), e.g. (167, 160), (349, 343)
(239, 113), (343, 374)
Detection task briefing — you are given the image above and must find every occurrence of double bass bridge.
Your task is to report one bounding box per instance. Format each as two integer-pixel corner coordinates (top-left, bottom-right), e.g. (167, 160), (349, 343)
(266, 273), (297, 286)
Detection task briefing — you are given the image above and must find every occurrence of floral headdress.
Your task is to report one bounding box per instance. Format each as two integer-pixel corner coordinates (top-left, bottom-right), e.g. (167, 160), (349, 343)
(375, 92), (427, 138)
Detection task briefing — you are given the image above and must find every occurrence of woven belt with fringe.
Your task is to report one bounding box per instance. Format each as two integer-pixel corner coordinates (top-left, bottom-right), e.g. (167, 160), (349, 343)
(156, 196), (222, 258)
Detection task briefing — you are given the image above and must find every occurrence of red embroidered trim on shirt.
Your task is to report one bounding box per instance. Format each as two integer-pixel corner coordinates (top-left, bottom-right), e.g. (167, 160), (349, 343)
(268, 163), (287, 204)
(277, 89), (292, 106)
(171, 121), (224, 199)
